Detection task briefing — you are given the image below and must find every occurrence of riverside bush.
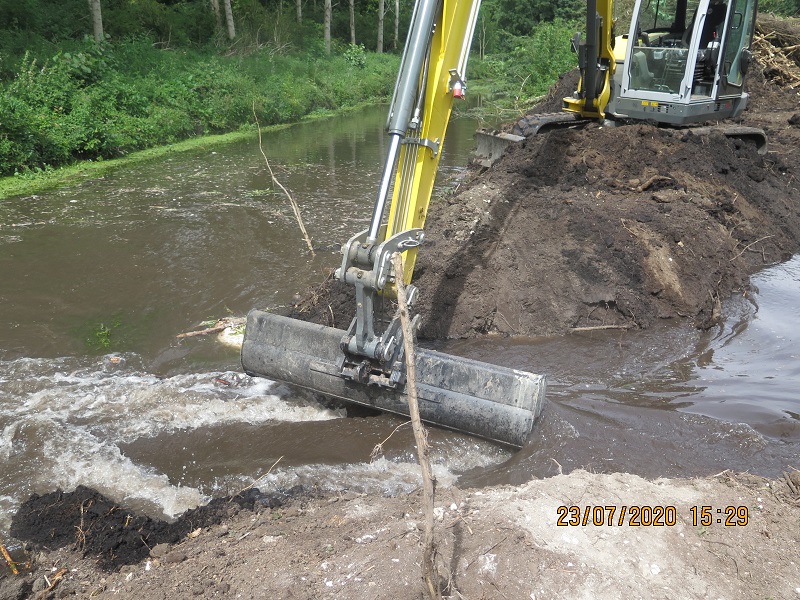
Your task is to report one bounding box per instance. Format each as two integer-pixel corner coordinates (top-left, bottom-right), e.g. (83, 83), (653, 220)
(469, 20), (578, 106)
(0, 40), (400, 176)
(0, 11), (569, 177)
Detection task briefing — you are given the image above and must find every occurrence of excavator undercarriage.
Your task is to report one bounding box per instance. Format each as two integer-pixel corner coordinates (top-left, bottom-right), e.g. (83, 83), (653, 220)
(477, 0), (766, 166)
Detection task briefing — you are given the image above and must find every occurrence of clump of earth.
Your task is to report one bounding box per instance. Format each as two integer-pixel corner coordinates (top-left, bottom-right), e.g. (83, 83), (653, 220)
(292, 58), (800, 339)
(4, 17), (800, 600)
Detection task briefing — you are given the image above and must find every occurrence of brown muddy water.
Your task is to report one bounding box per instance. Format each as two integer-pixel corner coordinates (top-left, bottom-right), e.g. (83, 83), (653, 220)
(1, 106), (798, 547)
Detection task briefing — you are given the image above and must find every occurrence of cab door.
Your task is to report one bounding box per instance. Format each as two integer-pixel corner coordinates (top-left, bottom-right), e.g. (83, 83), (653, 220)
(714, 0), (757, 97)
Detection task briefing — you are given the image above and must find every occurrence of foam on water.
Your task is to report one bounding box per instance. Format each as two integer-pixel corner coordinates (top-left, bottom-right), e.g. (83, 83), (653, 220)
(207, 448), (504, 500)
(0, 354), (345, 534)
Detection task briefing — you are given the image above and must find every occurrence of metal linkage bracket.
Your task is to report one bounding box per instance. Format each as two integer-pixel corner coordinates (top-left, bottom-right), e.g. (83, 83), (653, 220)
(448, 68), (466, 96)
(337, 308), (420, 388)
(333, 227), (424, 388)
(402, 136), (440, 157)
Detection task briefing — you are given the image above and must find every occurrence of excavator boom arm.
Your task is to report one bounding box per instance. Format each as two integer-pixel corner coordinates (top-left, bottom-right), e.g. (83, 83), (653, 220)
(241, 0), (546, 447)
(384, 0), (482, 284)
(333, 0), (485, 370)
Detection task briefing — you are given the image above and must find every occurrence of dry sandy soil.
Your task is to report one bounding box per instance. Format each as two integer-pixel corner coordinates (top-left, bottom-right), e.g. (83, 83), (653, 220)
(3, 17), (800, 600)
(3, 470), (800, 600)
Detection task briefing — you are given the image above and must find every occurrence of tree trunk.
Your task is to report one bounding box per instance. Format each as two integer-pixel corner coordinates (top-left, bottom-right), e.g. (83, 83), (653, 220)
(88, 0), (103, 43)
(296, 0), (302, 24)
(209, 0), (223, 32)
(223, 0), (236, 40)
(349, 0), (356, 44)
(324, 0), (332, 54)
(479, 17), (486, 60)
(377, 0), (385, 53)
(394, 0), (399, 50)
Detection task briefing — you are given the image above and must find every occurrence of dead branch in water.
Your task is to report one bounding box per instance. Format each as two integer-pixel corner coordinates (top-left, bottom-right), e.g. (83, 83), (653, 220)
(252, 103), (315, 257)
(1, 537), (19, 575)
(176, 317), (245, 339)
(392, 252), (442, 600)
(370, 421), (412, 462)
(570, 324), (634, 333)
(229, 456), (285, 503)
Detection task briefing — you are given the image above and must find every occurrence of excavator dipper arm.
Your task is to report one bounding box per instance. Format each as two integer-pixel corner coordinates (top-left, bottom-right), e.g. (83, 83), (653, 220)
(241, 0), (546, 447)
(334, 0), (483, 386)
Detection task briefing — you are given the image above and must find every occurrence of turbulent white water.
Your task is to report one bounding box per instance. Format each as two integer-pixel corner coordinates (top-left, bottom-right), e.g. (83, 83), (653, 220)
(0, 353), (510, 537)
(0, 355), (345, 533)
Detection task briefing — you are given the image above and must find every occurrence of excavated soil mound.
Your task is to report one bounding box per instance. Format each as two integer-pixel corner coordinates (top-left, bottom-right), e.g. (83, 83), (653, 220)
(8, 486), (308, 571)
(292, 61), (800, 338)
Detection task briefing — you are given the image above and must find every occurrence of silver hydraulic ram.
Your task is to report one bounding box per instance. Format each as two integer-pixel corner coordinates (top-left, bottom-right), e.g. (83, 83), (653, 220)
(241, 0), (546, 447)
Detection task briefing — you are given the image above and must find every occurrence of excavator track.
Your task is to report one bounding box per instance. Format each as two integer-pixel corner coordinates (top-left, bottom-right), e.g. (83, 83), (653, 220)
(475, 113), (767, 168)
(510, 111), (587, 137)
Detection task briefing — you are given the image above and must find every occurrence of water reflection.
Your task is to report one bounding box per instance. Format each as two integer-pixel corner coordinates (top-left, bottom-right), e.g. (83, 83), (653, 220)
(0, 105), (485, 364)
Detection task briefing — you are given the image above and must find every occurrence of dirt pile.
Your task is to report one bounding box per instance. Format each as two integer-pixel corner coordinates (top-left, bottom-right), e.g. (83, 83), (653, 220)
(292, 40), (800, 341)
(754, 14), (800, 90)
(6, 486), (306, 572)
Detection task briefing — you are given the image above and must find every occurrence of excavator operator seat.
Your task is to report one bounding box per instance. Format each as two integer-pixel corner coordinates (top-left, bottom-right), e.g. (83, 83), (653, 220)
(630, 50), (654, 89)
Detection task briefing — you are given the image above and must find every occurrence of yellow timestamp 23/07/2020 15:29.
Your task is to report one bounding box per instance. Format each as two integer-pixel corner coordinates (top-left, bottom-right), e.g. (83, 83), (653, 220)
(555, 505), (751, 527)
(689, 505), (749, 527)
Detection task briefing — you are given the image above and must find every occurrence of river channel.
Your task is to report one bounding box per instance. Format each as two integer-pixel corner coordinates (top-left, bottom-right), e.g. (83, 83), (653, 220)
(1, 105), (798, 542)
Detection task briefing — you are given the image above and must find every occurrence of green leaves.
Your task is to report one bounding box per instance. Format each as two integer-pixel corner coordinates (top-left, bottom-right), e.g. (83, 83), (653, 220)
(468, 20), (578, 109)
(343, 43), (367, 69)
(0, 41), (401, 177)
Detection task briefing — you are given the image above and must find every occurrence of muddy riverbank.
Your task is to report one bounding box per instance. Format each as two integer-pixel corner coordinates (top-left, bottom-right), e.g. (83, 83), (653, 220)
(293, 64), (800, 341)
(4, 470), (800, 599)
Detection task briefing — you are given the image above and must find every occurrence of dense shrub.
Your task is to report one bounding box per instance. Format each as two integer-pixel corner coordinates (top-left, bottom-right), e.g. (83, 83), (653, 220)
(0, 0), (576, 177)
(469, 20), (578, 106)
(0, 39), (402, 175)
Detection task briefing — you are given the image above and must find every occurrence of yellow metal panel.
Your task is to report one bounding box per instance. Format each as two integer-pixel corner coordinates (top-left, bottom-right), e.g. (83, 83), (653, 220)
(385, 0), (480, 285)
(613, 34), (628, 62)
(563, 0), (616, 119)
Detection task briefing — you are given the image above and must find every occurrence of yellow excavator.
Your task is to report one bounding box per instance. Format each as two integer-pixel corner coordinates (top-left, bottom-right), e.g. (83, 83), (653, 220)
(241, 0), (762, 447)
(479, 0), (766, 162)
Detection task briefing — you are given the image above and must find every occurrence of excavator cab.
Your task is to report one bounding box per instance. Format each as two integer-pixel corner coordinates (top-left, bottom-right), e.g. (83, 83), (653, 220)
(563, 0), (758, 126)
(614, 0), (758, 123)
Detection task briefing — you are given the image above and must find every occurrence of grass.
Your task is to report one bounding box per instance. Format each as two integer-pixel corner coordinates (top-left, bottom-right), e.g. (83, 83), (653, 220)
(0, 97), (387, 199)
(1, 126), (269, 198)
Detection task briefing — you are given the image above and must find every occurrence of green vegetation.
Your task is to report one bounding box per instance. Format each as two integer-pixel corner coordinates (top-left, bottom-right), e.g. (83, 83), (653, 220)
(0, 127), (274, 197)
(468, 19), (579, 115)
(759, 0), (800, 17)
(0, 37), (400, 177)
(85, 316), (125, 352)
(0, 0), (582, 191)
